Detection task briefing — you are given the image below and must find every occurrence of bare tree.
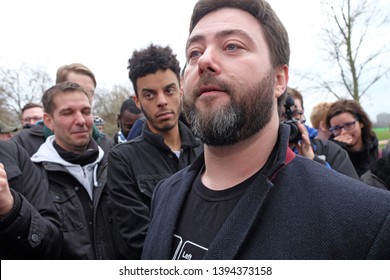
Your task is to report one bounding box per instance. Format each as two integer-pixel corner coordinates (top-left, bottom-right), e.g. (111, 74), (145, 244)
(303, 0), (390, 103)
(93, 84), (133, 137)
(0, 64), (53, 117)
(0, 92), (18, 125)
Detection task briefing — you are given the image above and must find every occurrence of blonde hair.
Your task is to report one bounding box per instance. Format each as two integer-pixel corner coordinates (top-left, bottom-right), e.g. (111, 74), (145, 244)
(56, 63), (97, 88)
(310, 102), (332, 129)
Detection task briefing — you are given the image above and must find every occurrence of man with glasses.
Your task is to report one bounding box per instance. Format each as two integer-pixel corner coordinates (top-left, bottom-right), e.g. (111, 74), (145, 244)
(21, 103), (44, 128)
(284, 87), (358, 179)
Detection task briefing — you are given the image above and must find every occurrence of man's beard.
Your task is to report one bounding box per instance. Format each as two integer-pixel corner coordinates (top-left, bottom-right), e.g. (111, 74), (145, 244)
(183, 70), (275, 146)
(140, 103), (178, 133)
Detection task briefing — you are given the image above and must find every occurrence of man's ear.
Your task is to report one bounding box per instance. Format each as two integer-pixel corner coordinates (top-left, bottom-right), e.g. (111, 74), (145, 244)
(43, 113), (54, 131)
(132, 95), (142, 111)
(274, 65), (289, 98)
(319, 121), (328, 132)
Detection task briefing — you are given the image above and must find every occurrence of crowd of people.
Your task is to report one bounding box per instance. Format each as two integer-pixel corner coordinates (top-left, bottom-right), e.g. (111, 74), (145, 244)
(1, 0), (390, 260)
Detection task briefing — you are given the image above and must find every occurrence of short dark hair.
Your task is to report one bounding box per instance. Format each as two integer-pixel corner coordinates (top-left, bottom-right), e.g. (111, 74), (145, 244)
(120, 98), (142, 115)
(188, 0), (290, 68)
(286, 87), (304, 110)
(21, 102), (43, 114)
(42, 82), (90, 115)
(127, 44), (181, 95)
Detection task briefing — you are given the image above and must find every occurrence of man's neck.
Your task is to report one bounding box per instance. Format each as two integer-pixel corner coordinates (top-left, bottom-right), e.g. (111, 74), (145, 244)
(150, 122), (182, 151)
(202, 118), (279, 191)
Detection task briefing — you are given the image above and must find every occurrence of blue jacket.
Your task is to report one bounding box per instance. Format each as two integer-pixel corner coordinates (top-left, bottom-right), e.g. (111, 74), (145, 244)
(142, 125), (390, 259)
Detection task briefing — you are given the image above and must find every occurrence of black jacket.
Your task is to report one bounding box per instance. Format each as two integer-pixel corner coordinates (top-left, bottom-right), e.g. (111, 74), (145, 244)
(31, 137), (117, 259)
(0, 140), (62, 259)
(360, 152), (390, 191)
(142, 125), (390, 259)
(107, 121), (203, 259)
(331, 135), (379, 177)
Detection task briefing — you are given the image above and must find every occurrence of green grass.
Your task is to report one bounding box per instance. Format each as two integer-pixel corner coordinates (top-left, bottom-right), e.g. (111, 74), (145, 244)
(374, 127), (390, 141)
(373, 127), (390, 148)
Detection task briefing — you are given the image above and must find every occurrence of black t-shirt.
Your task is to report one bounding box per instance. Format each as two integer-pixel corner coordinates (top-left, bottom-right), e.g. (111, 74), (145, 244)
(172, 167), (258, 260)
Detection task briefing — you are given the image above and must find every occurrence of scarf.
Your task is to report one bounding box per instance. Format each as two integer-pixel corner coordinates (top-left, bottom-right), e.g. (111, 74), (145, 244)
(53, 139), (99, 166)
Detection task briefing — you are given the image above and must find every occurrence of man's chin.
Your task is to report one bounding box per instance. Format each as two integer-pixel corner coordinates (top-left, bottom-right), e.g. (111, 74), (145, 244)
(72, 137), (90, 146)
(152, 121), (176, 133)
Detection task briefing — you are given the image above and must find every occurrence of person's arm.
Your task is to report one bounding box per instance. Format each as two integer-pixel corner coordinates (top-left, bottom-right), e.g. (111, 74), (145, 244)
(293, 122), (316, 159)
(0, 163), (15, 217)
(0, 142), (62, 259)
(107, 145), (150, 259)
(317, 139), (359, 180)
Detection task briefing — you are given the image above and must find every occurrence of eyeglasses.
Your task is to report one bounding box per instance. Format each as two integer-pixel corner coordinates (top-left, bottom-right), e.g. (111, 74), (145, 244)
(22, 116), (43, 123)
(329, 120), (357, 136)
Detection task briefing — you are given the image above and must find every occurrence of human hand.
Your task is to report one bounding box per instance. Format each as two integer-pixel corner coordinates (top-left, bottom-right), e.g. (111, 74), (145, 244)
(333, 134), (353, 145)
(0, 163), (14, 216)
(293, 122), (315, 160)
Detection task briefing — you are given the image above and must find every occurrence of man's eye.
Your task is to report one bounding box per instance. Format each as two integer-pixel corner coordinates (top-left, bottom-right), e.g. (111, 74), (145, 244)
(226, 44), (238, 51)
(167, 87), (176, 95)
(189, 50), (201, 59)
(144, 92), (154, 99)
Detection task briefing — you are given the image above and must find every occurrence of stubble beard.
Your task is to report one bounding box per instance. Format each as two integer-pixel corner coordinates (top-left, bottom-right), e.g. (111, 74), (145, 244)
(183, 70), (275, 146)
(140, 103), (180, 133)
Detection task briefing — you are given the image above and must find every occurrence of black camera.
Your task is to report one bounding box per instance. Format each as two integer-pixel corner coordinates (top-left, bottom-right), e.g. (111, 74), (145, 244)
(281, 95), (301, 143)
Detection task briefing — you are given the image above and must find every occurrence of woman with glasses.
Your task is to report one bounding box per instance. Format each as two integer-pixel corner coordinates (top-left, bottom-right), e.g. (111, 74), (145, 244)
(326, 99), (378, 177)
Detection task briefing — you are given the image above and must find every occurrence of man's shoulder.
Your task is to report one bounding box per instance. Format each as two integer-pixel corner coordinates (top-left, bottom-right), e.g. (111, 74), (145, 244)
(109, 135), (150, 159)
(0, 140), (20, 164)
(12, 125), (45, 156)
(13, 124), (44, 139)
(290, 155), (390, 200)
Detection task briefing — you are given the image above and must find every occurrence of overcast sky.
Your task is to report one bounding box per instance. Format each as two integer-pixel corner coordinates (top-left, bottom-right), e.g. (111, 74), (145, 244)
(1, 0), (389, 124)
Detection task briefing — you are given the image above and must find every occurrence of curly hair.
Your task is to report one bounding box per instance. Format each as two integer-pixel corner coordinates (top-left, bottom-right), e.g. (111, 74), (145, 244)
(127, 44), (181, 95)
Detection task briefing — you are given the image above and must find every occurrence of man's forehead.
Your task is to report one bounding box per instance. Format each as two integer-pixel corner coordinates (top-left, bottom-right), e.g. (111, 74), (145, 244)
(53, 91), (91, 107)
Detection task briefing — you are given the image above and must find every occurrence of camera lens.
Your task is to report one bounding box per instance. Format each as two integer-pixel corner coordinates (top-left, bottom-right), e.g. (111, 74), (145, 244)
(288, 121), (300, 143)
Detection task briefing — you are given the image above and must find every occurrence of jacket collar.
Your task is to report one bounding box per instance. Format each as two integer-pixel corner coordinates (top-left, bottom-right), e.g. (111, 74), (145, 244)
(154, 124), (293, 259)
(204, 124), (293, 259)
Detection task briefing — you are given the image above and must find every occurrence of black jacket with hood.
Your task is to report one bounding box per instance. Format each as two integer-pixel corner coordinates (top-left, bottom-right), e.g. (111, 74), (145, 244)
(31, 136), (117, 259)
